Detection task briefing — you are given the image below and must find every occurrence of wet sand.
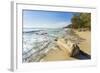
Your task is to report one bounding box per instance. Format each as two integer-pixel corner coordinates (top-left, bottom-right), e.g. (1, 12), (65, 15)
(41, 30), (91, 61)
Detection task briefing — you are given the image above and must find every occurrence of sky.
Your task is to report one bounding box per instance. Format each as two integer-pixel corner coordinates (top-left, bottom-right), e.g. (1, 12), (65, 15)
(23, 10), (74, 28)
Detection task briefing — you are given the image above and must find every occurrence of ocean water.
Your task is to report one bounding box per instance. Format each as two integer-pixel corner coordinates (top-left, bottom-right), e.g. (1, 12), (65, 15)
(22, 28), (67, 62)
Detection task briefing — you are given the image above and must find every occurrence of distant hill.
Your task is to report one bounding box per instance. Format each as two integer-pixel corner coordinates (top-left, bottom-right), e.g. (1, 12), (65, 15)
(63, 24), (72, 28)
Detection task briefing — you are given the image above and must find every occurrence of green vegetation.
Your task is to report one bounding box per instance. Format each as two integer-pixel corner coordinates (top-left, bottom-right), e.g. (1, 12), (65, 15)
(67, 13), (91, 31)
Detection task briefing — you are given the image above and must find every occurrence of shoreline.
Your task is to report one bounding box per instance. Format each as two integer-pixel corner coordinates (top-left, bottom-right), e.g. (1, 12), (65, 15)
(41, 29), (91, 62)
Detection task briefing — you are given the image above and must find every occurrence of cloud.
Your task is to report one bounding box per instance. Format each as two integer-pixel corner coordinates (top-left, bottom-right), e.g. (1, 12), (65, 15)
(23, 21), (70, 28)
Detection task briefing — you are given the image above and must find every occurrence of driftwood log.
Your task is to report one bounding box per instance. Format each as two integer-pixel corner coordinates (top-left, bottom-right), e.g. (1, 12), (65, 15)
(57, 38), (91, 59)
(57, 39), (80, 57)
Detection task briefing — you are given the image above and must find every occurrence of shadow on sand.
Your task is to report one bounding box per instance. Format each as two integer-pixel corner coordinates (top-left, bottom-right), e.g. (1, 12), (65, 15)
(71, 44), (91, 60)
(72, 50), (91, 59)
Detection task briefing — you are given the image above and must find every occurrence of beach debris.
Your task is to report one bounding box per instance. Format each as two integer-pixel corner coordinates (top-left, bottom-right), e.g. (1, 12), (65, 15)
(56, 38), (80, 57)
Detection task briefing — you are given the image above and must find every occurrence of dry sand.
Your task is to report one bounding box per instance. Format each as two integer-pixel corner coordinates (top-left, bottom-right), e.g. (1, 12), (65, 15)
(75, 30), (91, 55)
(42, 38), (75, 61)
(42, 30), (91, 61)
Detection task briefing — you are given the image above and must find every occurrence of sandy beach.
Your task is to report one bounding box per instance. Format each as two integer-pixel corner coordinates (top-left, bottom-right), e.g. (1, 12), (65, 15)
(41, 30), (91, 61)
(75, 30), (91, 55)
